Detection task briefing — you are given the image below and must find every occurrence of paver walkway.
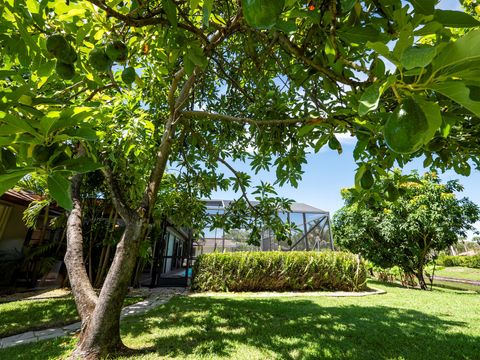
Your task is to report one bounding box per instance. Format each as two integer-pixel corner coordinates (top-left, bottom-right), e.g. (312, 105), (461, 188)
(0, 287), (187, 349)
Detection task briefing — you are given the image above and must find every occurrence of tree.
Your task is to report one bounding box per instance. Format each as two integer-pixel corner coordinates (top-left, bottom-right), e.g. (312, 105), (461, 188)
(333, 172), (480, 289)
(2, 0), (480, 357)
(473, 236), (480, 246)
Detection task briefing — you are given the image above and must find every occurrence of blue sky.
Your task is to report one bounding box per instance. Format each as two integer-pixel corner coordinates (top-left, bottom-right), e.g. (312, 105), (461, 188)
(210, 0), (480, 239)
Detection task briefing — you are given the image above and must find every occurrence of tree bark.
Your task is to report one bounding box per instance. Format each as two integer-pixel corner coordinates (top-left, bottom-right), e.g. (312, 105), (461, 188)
(416, 265), (428, 290)
(70, 217), (143, 359)
(64, 174), (98, 323)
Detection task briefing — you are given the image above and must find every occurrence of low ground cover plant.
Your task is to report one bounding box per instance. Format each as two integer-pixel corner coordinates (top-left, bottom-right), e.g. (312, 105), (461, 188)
(191, 251), (367, 292)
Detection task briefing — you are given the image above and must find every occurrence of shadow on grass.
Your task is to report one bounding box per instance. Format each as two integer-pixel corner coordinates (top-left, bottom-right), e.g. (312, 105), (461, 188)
(119, 296), (480, 360)
(0, 298), (78, 338)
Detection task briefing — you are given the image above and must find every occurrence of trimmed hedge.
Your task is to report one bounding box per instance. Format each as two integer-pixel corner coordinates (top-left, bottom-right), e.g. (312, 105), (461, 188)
(437, 254), (480, 269)
(191, 251), (367, 292)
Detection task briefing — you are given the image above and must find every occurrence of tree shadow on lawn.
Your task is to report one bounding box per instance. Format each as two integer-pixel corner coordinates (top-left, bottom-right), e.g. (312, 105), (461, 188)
(0, 297), (77, 337)
(120, 296), (480, 360)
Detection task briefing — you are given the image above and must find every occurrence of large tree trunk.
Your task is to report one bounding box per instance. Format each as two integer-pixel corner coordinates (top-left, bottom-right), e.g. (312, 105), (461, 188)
(416, 265), (428, 290)
(70, 218), (144, 359)
(65, 173), (146, 359)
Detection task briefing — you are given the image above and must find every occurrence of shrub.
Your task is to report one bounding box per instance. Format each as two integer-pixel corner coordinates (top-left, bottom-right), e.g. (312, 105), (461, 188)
(191, 251), (367, 292)
(437, 254), (480, 268)
(366, 263), (418, 287)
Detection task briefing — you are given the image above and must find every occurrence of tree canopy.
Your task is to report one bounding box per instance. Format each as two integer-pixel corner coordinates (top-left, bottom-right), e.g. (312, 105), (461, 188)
(2, 0), (480, 357)
(333, 171), (480, 289)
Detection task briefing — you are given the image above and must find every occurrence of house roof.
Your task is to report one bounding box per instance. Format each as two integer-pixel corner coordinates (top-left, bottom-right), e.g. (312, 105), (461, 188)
(203, 199), (329, 214)
(0, 189), (63, 214)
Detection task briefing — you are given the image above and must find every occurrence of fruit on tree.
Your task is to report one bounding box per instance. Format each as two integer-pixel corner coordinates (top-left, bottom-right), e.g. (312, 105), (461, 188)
(1, 148), (16, 169)
(89, 48), (112, 72)
(383, 98), (429, 154)
(385, 183), (399, 202)
(121, 67), (136, 84)
(242, 0), (285, 30)
(33, 145), (55, 163)
(46, 35), (69, 58)
(58, 45), (78, 65)
(360, 169), (374, 189)
(55, 61), (75, 80)
(106, 41), (128, 62)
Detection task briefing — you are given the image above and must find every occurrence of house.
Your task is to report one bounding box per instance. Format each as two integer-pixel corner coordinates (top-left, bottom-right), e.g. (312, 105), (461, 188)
(0, 190), (64, 287)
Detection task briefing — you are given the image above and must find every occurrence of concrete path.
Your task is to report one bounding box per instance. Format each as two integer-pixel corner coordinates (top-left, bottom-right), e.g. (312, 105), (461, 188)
(189, 287), (386, 298)
(433, 276), (480, 286)
(0, 287), (187, 349)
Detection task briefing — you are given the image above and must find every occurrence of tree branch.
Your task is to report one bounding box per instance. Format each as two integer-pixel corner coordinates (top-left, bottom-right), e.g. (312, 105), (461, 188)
(216, 156), (261, 216)
(181, 110), (329, 126)
(276, 33), (363, 87)
(88, 0), (201, 35)
(102, 166), (135, 222)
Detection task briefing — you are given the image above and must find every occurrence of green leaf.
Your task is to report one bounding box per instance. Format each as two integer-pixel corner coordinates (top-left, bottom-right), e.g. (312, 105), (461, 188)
(183, 56), (195, 76)
(0, 70), (18, 78)
(0, 112), (38, 135)
(414, 98), (442, 143)
(162, 0), (178, 27)
(433, 29), (480, 76)
(400, 46), (436, 70)
(203, 0), (213, 27)
(0, 169), (32, 195)
(393, 25), (414, 60)
(274, 20), (297, 33)
(414, 21), (444, 36)
(358, 83), (381, 116)
(14, 15), (41, 54)
(297, 124), (315, 137)
(407, 0), (437, 15)
(187, 44), (207, 68)
(433, 10), (480, 28)
(47, 172), (72, 210)
(53, 157), (103, 173)
(339, 26), (386, 45)
(428, 81), (480, 117)
(441, 114), (457, 138)
(189, 0), (201, 12)
(366, 41), (398, 65)
(339, 0), (356, 13)
(62, 127), (98, 141)
(48, 108), (94, 134)
(354, 164), (367, 189)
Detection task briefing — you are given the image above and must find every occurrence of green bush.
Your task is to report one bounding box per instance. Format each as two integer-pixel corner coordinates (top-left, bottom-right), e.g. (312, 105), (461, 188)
(437, 254), (480, 268)
(191, 251), (367, 292)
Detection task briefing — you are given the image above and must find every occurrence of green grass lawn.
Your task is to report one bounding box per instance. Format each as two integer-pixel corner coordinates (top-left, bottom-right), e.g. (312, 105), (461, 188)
(0, 281), (479, 359)
(433, 266), (480, 281)
(0, 295), (144, 338)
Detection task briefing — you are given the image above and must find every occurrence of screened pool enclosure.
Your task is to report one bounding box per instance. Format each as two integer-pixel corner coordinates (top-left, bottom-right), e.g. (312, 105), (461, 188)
(197, 200), (334, 254)
(143, 199), (334, 287)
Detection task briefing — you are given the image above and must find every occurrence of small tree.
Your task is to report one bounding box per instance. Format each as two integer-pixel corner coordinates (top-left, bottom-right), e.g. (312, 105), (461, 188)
(333, 172), (480, 289)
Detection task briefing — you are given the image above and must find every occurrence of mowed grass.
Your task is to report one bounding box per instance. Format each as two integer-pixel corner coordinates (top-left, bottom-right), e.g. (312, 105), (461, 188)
(1, 281), (479, 359)
(0, 295), (144, 338)
(434, 266), (480, 281)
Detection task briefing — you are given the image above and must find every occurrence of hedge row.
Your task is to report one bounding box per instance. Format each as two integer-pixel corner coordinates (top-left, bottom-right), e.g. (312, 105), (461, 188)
(437, 254), (480, 268)
(191, 251), (367, 292)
